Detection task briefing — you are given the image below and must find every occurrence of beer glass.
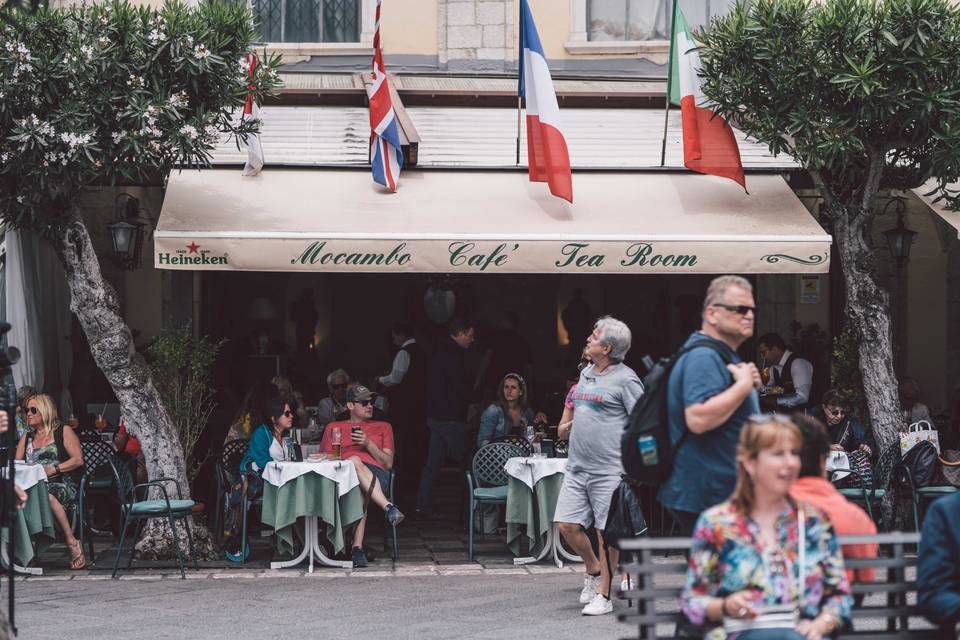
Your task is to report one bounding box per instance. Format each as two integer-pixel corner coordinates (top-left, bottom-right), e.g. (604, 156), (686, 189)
(332, 427), (342, 460)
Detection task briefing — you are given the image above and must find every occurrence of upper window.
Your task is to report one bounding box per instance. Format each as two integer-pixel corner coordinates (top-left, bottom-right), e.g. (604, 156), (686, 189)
(249, 0), (360, 43)
(587, 0), (741, 42)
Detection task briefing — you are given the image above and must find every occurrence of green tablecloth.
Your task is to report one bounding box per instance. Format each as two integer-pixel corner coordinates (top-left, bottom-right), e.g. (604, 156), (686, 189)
(505, 473), (563, 557)
(1, 482), (55, 566)
(261, 473), (364, 556)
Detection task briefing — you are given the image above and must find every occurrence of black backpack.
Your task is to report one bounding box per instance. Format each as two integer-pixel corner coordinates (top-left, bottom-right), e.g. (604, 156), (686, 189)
(621, 339), (733, 486)
(895, 440), (939, 492)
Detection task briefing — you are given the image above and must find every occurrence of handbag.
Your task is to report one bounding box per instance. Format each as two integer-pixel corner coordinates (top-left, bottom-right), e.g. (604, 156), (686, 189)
(938, 450), (960, 488)
(723, 509), (804, 634)
(826, 451), (851, 482)
(843, 450), (875, 490)
(900, 420), (940, 456)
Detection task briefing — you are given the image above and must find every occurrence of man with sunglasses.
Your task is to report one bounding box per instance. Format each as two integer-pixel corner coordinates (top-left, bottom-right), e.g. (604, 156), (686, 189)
(317, 369), (351, 428)
(321, 384), (404, 568)
(811, 389), (875, 459)
(659, 275), (763, 537)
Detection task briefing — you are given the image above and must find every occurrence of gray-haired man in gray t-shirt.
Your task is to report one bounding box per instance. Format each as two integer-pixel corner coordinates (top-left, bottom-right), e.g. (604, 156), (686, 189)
(555, 316), (643, 617)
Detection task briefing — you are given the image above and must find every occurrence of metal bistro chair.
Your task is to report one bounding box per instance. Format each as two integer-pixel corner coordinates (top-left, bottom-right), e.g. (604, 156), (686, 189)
(213, 438), (249, 542)
(899, 456), (958, 532)
(833, 443), (900, 527)
(76, 440), (118, 564)
(554, 439), (569, 458)
(108, 458), (197, 579)
(465, 442), (525, 562)
(492, 434), (533, 456)
(382, 469), (399, 560)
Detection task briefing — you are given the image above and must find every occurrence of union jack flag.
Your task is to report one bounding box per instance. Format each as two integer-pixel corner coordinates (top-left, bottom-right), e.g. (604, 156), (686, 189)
(367, 0), (403, 191)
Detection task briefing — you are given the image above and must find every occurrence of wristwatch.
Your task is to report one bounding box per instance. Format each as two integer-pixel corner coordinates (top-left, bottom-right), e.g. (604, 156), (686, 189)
(53, 463), (61, 476)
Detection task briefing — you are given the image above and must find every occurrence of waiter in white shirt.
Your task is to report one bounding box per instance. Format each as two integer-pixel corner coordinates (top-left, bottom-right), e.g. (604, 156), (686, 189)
(757, 332), (814, 410)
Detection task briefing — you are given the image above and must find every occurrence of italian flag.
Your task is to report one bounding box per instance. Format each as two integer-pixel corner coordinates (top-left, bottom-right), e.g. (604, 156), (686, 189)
(668, 5), (746, 191)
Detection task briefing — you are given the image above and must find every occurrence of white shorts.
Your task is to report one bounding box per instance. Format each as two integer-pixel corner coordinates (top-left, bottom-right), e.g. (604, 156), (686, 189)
(553, 469), (621, 530)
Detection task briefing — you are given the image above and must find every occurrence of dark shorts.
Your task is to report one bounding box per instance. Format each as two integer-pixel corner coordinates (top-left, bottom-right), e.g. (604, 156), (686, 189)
(364, 463), (392, 498)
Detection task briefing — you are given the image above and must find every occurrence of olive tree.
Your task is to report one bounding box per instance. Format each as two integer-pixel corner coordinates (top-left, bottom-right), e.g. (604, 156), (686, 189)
(697, 0), (960, 451)
(0, 0), (280, 557)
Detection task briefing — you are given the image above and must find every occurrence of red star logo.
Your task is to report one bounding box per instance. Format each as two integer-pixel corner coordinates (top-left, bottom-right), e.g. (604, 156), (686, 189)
(187, 242), (200, 254)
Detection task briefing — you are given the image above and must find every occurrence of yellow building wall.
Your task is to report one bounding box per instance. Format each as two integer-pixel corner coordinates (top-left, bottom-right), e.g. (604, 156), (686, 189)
(387, 0), (438, 56)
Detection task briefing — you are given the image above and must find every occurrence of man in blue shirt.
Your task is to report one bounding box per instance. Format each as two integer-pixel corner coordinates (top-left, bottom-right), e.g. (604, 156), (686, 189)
(918, 492), (960, 632)
(658, 275), (762, 536)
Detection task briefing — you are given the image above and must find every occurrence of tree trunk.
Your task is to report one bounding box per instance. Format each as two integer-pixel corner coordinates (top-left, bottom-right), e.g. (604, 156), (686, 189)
(831, 206), (906, 450)
(50, 209), (216, 560)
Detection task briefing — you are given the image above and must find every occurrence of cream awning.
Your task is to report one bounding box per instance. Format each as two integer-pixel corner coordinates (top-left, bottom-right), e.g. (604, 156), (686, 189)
(913, 180), (960, 238)
(154, 169), (831, 274)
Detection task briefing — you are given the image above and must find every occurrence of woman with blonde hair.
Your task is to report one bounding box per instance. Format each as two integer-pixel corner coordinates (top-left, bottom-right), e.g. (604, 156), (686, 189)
(681, 415), (852, 640)
(15, 393), (85, 569)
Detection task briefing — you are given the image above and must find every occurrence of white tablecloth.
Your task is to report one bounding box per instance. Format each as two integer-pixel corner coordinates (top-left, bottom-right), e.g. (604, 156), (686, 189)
(1, 463), (49, 491)
(504, 457), (567, 490)
(262, 460), (359, 497)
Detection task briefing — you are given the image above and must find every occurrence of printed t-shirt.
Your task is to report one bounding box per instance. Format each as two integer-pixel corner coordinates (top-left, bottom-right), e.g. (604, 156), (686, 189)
(568, 363), (643, 474)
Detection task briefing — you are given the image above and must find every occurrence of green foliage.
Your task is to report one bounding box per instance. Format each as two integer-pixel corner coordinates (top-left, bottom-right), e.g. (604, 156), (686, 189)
(831, 328), (867, 419)
(0, 0), (282, 234)
(696, 0), (960, 206)
(147, 323), (224, 479)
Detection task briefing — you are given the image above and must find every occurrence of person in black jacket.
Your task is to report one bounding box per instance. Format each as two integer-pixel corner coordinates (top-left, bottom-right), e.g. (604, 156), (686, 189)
(810, 389), (876, 459)
(918, 492), (960, 632)
(415, 317), (475, 517)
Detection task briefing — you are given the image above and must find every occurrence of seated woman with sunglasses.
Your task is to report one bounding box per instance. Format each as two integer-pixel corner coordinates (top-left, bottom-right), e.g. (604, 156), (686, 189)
(681, 415), (852, 640)
(16, 393), (86, 569)
(225, 395), (294, 561)
(809, 390), (876, 460)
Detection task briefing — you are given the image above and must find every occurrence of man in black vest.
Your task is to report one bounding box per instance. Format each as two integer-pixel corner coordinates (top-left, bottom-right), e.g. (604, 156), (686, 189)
(377, 323), (426, 497)
(757, 332), (814, 410)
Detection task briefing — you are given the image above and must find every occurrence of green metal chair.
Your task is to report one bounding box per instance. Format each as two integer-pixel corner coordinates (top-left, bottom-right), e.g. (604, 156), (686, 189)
(213, 438), (249, 542)
(76, 440), (118, 564)
(465, 442), (525, 561)
(834, 443), (899, 527)
(899, 461), (958, 531)
(108, 457), (197, 579)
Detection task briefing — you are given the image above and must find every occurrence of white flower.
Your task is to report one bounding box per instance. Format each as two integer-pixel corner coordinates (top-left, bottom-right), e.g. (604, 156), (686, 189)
(60, 132), (92, 148)
(4, 42), (14, 52)
(16, 195), (24, 203)
(98, 36), (110, 46)
(148, 29), (166, 44)
(179, 124), (199, 140)
(63, 52), (74, 64)
(239, 58), (251, 74)
(193, 44), (210, 60)
(184, 34), (194, 46)
(127, 74), (145, 88)
(111, 131), (125, 143)
(80, 45), (94, 60)
(168, 91), (188, 108)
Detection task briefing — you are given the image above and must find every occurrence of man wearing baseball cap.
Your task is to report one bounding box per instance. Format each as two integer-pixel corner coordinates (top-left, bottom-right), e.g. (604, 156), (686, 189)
(321, 384), (404, 568)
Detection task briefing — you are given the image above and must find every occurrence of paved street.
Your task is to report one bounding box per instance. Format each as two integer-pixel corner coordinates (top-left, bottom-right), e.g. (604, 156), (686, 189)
(13, 572), (628, 640)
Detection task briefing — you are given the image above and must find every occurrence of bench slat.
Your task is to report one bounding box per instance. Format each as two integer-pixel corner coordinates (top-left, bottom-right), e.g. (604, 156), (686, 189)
(845, 557), (916, 569)
(621, 561), (687, 575)
(851, 583), (915, 595)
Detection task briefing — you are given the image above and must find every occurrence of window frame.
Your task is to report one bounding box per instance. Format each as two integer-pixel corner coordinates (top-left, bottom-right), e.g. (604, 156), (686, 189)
(253, 0), (376, 62)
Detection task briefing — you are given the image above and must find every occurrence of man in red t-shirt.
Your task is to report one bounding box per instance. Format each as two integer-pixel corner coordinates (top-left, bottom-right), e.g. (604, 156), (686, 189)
(320, 384), (405, 567)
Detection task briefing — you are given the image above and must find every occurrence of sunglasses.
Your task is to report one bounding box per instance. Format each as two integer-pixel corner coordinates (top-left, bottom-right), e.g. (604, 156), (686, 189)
(282, 410), (293, 418)
(27, 406), (40, 415)
(712, 303), (757, 316)
(827, 407), (846, 417)
(352, 399), (374, 407)
(332, 383), (347, 390)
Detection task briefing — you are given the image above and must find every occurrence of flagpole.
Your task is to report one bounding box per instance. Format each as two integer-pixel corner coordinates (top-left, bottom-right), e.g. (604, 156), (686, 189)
(659, 0), (679, 167)
(516, 0), (523, 166)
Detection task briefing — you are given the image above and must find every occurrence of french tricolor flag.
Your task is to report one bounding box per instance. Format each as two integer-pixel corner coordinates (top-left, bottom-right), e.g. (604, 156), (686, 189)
(519, 0), (572, 203)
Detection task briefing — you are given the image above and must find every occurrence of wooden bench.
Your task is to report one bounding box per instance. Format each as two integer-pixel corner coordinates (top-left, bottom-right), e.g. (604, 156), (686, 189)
(618, 532), (948, 639)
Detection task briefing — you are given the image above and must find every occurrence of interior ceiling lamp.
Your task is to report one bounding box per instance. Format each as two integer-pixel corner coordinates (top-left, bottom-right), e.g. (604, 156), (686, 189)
(107, 193), (150, 270)
(882, 196), (917, 264)
(424, 276), (457, 324)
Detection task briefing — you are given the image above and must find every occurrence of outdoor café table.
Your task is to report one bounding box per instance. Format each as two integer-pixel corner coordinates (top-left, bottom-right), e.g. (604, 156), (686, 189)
(505, 456), (582, 568)
(260, 459), (364, 571)
(0, 462), (54, 575)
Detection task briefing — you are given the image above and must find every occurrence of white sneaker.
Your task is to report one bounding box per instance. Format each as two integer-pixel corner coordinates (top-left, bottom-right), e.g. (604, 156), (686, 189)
(620, 576), (633, 594)
(582, 593), (614, 616)
(579, 574), (601, 604)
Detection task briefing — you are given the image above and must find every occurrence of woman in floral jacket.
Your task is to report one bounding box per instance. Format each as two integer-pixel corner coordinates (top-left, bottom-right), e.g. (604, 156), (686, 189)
(681, 415), (853, 640)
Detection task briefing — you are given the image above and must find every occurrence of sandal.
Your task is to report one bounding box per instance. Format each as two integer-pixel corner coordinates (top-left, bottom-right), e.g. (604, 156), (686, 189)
(67, 540), (86, 570)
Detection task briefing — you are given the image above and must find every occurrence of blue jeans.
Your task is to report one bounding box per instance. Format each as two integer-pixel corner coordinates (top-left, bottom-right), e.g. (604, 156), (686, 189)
(416, 419), (467, 512)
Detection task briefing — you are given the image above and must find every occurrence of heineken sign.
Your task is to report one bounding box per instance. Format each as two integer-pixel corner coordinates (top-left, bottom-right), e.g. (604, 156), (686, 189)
(155, 237), (830, 273)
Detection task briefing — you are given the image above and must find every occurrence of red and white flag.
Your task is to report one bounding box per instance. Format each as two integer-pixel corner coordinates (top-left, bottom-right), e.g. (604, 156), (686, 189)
(242, 52), (264, 177)
(668, 5), (746, 190)
(519, 0), (572, 203)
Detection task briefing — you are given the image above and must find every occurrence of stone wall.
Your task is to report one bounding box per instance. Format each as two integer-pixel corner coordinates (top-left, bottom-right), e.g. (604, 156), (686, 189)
(439, 0), (516, 72)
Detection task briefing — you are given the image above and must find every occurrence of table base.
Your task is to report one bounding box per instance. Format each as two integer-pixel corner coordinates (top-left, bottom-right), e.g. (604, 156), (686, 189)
(512, 524), (582, 568)
(0, 536), (42, 575)
(269, 516), (352, 571)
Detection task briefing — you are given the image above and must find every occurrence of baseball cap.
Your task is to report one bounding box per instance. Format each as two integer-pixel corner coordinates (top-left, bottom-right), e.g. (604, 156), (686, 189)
(346, 385), (376, 403)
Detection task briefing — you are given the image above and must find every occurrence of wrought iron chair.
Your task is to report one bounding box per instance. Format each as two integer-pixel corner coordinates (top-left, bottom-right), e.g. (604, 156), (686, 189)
(212, 438), (249, 541)
(554, 439), (569, 458)
(76, 440), (118, 564)
(897, 448), (958, 531)
(465, 442), (525, 561)
(492, 434), (533, 456)
(834, 443), (899, 527)
(108, 457), (197, 579)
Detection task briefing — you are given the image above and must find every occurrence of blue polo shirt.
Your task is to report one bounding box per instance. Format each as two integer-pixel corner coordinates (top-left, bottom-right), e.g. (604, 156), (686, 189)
(658, 332), (760, 515)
